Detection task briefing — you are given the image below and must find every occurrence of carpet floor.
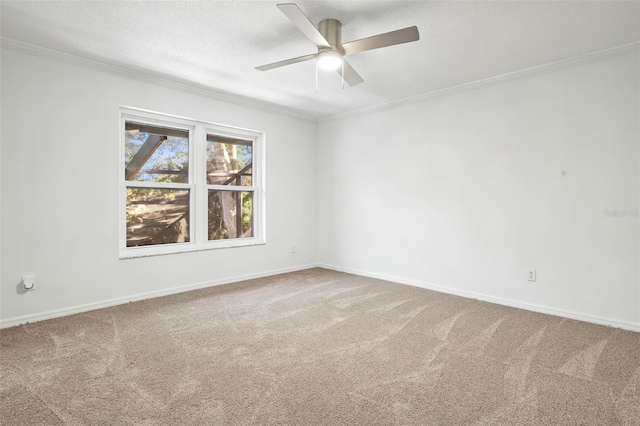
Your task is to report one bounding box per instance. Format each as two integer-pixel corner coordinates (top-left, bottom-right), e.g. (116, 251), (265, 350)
(1, 268), (638, 425)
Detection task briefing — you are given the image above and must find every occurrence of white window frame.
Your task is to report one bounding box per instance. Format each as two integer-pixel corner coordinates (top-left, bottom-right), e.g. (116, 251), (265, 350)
(119, 107), (265, 259)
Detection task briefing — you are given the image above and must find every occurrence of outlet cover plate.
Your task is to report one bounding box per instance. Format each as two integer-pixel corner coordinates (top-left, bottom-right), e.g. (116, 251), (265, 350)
(527, 269), (536, 282)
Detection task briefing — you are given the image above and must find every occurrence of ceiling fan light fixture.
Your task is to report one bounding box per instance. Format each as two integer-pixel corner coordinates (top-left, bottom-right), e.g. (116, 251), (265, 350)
(317, 50), (342, 70)
(256, 4), (420, 87)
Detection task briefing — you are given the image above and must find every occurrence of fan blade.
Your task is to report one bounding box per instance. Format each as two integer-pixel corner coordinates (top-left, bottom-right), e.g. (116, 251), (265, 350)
(342, 26), (419, 56)
(277, 3), (330, 48)
(337, 59), (364, 86)
(256, 53), (318, 71)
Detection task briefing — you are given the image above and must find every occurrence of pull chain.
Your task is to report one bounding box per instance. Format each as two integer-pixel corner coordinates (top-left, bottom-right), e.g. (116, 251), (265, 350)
(341, 59), (345, 90)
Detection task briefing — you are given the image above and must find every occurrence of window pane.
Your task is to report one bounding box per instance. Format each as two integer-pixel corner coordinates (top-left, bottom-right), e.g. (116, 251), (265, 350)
(125, 122), (189, 183)
(206, 135), (252, 186)
(208, 191), (253, 240)
(127, 188), (190, 247)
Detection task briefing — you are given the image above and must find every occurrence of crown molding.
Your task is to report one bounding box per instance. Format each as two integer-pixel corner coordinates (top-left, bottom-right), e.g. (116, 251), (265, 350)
(3, 37), (638, 124)
(0, 37), (317, 122)
(318, 41), (640, 123)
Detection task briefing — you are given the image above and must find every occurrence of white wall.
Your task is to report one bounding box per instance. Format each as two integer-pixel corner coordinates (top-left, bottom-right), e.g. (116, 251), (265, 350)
(1, 48), (317, 326)
(317, 52), (640, 329)
(2, 47), (638, 331)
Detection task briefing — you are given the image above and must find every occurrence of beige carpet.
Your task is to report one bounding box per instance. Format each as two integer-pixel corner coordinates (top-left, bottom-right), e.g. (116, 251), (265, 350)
(1, 268), (638, 425)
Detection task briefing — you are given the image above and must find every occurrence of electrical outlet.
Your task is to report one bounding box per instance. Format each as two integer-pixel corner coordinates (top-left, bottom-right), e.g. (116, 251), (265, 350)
(527, 269), (536, 282)
(22, 275), (35, 291)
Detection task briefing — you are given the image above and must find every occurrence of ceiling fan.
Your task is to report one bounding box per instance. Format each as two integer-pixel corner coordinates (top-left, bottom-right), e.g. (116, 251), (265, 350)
(256, 3), (420, 86)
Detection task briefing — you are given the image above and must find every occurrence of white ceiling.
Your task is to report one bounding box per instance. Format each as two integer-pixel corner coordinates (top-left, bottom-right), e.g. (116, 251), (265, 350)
(2, 1), (639, 119)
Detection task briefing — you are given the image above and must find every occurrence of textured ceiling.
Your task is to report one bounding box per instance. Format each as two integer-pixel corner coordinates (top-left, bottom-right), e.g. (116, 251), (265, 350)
(1, 1), (639, 119)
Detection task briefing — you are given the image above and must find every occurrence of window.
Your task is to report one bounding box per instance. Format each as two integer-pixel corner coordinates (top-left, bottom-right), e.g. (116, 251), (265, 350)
(120, 107), (264, 258)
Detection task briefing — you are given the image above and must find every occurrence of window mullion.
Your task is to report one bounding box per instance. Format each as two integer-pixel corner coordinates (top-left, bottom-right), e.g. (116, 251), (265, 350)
(194, 124), (207, 245)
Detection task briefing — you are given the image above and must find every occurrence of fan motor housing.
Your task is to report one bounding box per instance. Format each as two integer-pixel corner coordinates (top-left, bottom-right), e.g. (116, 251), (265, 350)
(318, 19), (344, 54)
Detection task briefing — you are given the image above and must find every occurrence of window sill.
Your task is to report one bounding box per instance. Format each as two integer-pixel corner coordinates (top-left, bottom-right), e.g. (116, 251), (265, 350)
(119, 239), (266, 259)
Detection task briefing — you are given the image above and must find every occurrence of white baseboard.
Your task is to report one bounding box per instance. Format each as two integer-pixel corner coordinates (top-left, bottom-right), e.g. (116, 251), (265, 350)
(4, 263), (638, 332)
(0, 264), (319, 329)
(318, 263), (640, 332)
